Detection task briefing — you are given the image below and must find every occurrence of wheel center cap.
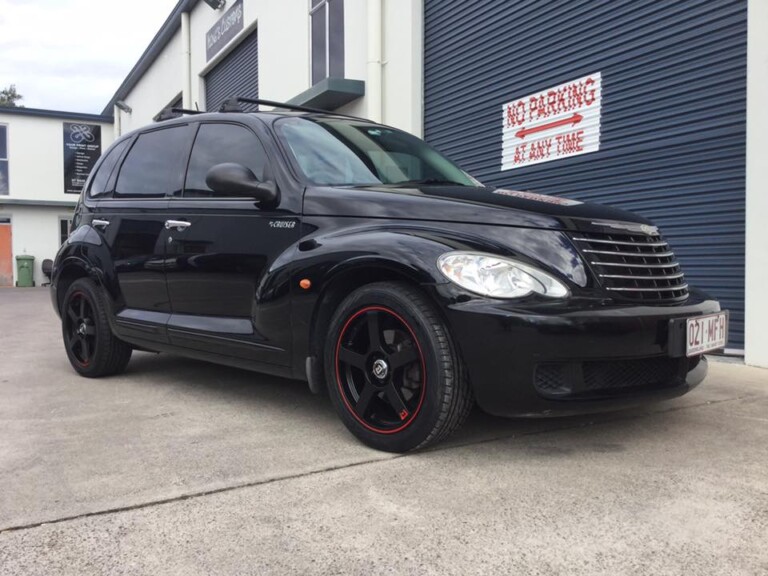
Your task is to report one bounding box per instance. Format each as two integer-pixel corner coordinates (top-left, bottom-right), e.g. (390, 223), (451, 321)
(78, 323), (87, 335)
(372, 358), (389, 380)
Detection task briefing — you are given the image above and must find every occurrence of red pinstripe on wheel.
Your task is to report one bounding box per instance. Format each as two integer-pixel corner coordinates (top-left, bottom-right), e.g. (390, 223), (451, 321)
(335, 305), (426, 434)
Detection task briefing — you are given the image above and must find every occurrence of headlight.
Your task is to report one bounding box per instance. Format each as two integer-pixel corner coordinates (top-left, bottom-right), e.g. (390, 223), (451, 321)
(437, 252), (569, 299)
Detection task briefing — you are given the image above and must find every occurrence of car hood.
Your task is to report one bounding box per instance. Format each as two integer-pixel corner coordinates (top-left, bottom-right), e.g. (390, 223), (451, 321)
(302, 184), (652, 230)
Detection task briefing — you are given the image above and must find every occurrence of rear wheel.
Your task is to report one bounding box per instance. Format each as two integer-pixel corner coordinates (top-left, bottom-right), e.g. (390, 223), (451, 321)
(62, 278), (132, 377)
(324, 282), (473, 452)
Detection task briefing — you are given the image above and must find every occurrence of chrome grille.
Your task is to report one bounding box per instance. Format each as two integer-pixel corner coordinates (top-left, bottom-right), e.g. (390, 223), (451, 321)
(570, 231), (689, 302)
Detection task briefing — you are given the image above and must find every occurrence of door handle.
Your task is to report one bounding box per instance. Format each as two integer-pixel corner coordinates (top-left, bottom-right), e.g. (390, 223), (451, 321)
(165, 220), (191, 231)
(92, 219), (110, 229)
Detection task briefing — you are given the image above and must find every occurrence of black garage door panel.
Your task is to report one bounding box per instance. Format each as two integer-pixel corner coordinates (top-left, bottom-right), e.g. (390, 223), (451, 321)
(205, 28), (258, 113)
(424, 0), (747, 348)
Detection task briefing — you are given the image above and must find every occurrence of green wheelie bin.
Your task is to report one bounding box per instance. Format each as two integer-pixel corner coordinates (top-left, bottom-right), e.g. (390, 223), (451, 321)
(15, 255), (35, 287)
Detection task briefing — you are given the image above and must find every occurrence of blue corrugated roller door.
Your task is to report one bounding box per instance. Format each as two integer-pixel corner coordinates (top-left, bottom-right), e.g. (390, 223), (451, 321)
(205, 28), (259, 113)
(424, 0), (747, 349)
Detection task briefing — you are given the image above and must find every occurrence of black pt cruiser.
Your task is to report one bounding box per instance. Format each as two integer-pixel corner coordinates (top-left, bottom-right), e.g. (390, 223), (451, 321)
(51, 99), (728, 452)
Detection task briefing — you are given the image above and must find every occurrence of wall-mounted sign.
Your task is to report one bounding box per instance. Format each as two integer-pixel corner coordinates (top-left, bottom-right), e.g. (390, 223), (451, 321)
(63, 123), (101, 195)
(206, 0), (244, 61)
(502, 72), (602, 170)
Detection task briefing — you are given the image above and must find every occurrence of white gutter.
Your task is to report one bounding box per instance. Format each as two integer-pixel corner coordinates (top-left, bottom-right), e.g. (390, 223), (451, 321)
(367, 0), (383, 122)
(181, 11), (192, 108)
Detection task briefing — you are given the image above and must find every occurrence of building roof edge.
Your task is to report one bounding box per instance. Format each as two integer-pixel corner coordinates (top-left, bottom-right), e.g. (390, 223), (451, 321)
(101, 0), (201, 115)
(0, 106), (113, 123)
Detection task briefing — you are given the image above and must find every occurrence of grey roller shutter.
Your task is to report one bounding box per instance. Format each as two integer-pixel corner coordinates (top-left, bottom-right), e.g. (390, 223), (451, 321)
(424, 0), (747, 349)
(205, 28), (258, 113)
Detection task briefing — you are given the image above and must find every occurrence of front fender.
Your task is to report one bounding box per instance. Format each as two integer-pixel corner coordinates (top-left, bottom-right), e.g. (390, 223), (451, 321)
(288, 217), (590, 378)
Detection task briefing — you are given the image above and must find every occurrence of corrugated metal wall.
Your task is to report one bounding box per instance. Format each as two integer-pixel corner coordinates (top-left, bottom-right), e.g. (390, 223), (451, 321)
(424, 0), (747, 349)
(205, 28), (259, 113)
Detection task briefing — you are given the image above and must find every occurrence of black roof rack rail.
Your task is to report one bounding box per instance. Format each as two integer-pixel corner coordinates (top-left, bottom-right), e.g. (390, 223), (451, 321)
(219, 97), (335, 115)
(154, 107), (204, 122)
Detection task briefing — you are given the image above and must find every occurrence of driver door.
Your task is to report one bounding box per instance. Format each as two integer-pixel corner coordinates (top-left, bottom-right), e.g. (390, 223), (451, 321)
(163, 122), (299, 366)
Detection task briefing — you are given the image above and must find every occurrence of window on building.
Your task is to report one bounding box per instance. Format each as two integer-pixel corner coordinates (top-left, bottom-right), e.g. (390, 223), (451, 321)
(0, 125), (8, 195)
(310, 0), (344, 85)
(114, 126), (190, 198)
(59, 218), (72, 245)
(184, 123), (269, 197)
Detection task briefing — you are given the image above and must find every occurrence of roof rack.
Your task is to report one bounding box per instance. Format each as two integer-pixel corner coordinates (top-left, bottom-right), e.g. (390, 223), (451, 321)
(154, 107), (204, 122)
(219, 97), (334, 115)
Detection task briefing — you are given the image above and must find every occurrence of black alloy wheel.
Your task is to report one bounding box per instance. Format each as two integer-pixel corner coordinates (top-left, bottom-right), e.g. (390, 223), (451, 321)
(335, 305), (426, 433)
(64, 291), (97, 368)
(61, 278), (132, 377)
(325, 282), (473, 452)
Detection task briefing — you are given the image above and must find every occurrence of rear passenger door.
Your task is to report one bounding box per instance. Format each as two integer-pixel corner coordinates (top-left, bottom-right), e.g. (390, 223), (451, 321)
(163, 122), (300, 366)
(92, 124), (194, 344)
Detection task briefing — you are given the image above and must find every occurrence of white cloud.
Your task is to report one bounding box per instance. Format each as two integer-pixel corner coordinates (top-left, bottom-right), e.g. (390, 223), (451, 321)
(0, 0), (179, 114)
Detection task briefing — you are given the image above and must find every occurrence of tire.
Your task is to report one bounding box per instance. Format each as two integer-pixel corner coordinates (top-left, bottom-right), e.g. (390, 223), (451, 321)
(61, 278), (132, 378)
(324, 282), (473, 452)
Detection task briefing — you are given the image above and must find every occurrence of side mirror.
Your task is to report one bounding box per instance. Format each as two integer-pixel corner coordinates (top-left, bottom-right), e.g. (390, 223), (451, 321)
(205, 163), (279, 207)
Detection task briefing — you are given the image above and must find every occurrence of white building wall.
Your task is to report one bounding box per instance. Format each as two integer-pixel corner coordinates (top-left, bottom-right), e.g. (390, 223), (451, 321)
(338, 0), (368, 120)
(7, 206), (71, 286)
(745, 0), (768, 368)
(0, 112), (113, 286)
(256, 0), (310, 105)
(0, 113), (113, 203)
(339, 0), (424, 136)
(116, 31), (184, 133)
(382, 0), (424, 137)
(119, 0), (423, 137)
(190, 0), (311, 110)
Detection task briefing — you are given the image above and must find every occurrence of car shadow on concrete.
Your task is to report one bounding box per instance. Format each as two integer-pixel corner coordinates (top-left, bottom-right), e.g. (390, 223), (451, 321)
(121, 350), (662, 451)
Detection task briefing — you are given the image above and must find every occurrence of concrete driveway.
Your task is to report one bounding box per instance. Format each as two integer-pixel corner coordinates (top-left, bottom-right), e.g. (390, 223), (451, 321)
(0, 288), (766, 575)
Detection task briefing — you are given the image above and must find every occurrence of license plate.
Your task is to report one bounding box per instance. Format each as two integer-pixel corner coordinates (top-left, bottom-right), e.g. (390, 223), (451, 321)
(686, 312), (728, 357)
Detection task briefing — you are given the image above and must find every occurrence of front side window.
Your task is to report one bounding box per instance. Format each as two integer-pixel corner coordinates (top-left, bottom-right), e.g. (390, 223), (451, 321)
(114, 126), (190, 198)
(184, 123), (269, 197)
(276, 117), (478, 187)
(0, 124), (8, 195)
(310, 0), (344, 85)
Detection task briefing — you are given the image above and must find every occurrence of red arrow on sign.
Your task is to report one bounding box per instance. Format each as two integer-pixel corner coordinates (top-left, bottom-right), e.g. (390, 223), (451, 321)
(515, 112), (583, 139)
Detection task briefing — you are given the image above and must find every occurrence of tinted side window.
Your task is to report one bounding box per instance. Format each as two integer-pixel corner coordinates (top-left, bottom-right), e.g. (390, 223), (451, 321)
(115, 126), (190, 198)
(88, 139), (130, 198)
(184, 123), (268, 198)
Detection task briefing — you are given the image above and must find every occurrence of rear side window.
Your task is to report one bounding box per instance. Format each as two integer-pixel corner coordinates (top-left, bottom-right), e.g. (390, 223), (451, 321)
(184, 123), (268, 197)
(88, 139), (130, 198)
(115, 126), (190, 198)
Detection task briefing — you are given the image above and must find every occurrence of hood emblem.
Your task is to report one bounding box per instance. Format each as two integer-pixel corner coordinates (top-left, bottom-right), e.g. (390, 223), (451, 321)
(591, 221), (659, 236)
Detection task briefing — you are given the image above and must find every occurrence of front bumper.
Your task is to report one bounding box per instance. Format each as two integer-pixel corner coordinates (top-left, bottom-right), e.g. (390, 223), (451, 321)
(436, 287), (721, 417)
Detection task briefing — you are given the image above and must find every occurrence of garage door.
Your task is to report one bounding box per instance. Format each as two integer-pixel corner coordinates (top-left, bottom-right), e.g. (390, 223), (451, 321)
(424, 0), (747, 350)
(205, 28), (258, 113)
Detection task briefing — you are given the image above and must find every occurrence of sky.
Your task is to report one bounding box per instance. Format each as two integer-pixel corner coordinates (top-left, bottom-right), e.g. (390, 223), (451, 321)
(0, 0), (180, 114)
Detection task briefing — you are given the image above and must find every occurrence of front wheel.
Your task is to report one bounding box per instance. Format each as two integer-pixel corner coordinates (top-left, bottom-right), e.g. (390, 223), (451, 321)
(61, 278), (132, 377)
(324, 282), (473, 452)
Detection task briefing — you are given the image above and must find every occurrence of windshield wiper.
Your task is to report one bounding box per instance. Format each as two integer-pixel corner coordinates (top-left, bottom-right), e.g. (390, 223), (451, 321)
(391, 178), (471, 187)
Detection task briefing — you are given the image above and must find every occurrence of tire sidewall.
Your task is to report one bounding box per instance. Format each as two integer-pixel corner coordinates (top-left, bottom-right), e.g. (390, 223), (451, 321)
(324, 284), (453, 452)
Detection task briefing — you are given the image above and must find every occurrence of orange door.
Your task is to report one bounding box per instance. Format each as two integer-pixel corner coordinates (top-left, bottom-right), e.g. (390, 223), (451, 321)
(0, 223), (12, 287)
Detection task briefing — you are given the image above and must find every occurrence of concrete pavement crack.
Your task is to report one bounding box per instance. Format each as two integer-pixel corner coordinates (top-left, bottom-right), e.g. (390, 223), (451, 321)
(0, 391), (761, 536)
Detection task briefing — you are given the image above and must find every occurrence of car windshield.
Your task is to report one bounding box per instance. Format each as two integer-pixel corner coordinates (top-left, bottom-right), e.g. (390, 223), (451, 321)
(275, 116), (479, 187)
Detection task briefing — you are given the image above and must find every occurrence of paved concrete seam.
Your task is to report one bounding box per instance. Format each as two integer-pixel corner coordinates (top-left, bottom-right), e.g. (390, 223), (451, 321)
(0, 391), (760, 536)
